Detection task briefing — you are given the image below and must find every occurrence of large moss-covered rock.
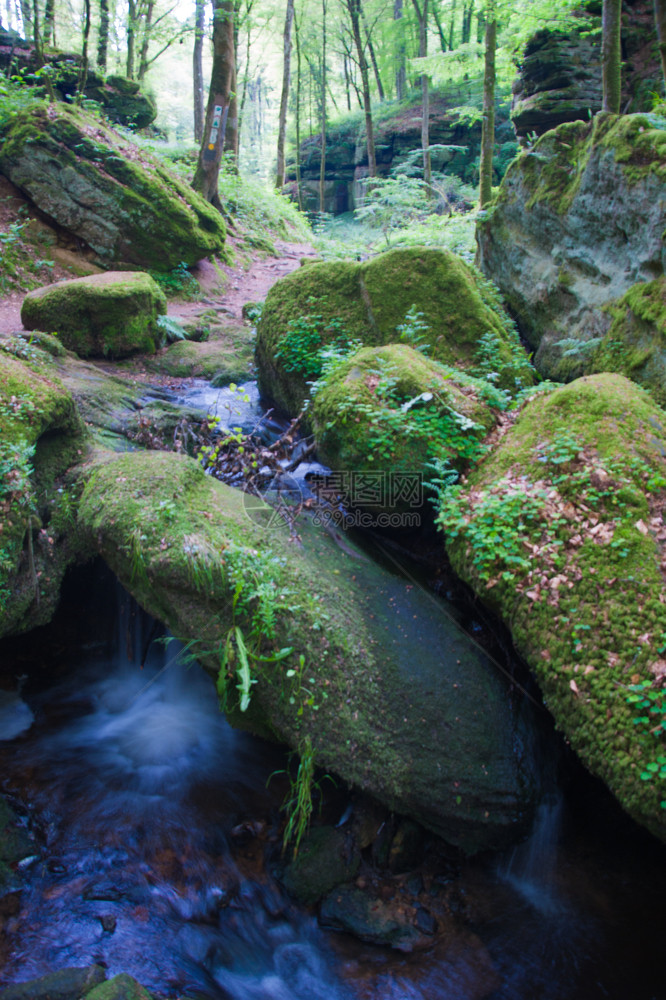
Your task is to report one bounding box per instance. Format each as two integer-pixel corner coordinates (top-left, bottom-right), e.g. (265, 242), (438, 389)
(256, 247), (533, 416)
(510, 0), (658, 142)
(477, 114), (666, 382)
(21, 272), (167, 359)
(591, 278), (666, 406)
(0, 341), (88, 639)
(77, 449), (541, 854)
(312, 344), (503, 511)
(438, 374), (666, 842)
(0, 104), (226, 271)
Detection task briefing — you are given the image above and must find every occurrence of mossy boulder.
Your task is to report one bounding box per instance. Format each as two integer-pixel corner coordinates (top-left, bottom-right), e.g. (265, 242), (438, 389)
(591, 277), (666, 406)
(77, 449), (541, 854)
(21, 272), (167, 359)
(438, 374), (666, 842)
(256, 246), (533, 417)
(312, 344), (503, 512)
(0, 341), (88, 639)
(146, 321), (255, 384)
(0, 104), (226, 271)
(477, 114), (666, 382)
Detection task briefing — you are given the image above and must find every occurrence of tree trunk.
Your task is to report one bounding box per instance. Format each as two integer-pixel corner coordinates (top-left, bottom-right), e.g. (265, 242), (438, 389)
(193, 0), (205, 141)
(138, 0), (154, 80)
(411, 0), (430, 187)
(276, 0), (295, 189)
(126, 0), (136, 78)
(393, 0), (405, 99)
(319, 0), (326, 214)
(43, 0), (55, 45)
(461, 0), (473, 43)
(77, 0), (91, 101)
(347, 0), (376, 177)
(97, 0), (109, 69)
(192, 0), (236, 208)
(361, 7), (384, 99)
(479, 3), (496, 207)
(294, 8), (303, 210)
(656, 0), (666, 89)
(448, 0), (456, 50)
(602, 0), (621, 112)
(433, 2), (448, 51)
(19, 0), (32, 37)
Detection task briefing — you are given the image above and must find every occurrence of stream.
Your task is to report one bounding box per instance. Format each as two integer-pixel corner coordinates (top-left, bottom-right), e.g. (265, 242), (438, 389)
(1, 381), (666, 999)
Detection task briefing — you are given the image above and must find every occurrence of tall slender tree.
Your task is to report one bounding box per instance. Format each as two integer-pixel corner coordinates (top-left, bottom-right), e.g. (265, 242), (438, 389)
(657, 0), (666, 90)
(479, 0), (496, 206)
(193, 0), (205, 141)
(193, 0), (236, 207)
(393, 0), (405, 99)
(276, 0), (295, 189)
(319, 0), (327, 213)
(601, 0), (622, 112)
(346, 0), (377, 178)
(97, 0), (109, 69)
(411, 0), (430, 187)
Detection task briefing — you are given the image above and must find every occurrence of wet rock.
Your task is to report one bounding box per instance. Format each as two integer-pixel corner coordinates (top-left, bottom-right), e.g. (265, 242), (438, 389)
(414, 905), (437, 934)
(387, 819), (426, 875)
(99, 914), (117, 933)
(280, 826), (360, 905)
(0, 799), (33, 868)
(0, 964), (105, 1000)
(85, 974), (153, 1000)
(78, 449), (542, 854)
(21, 272), (167, 360)
(319, 885), (426, 951)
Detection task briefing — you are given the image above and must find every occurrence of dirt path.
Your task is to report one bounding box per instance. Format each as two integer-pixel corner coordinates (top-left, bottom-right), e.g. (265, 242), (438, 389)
(0, 236), (317, 337)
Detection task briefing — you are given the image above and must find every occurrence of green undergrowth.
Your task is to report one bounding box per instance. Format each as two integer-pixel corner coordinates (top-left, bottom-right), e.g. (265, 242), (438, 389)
(439, 373), (666, 840)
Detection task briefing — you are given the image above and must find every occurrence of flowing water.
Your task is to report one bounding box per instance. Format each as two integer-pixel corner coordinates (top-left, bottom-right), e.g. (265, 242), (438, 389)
(1, 562), (666, 1000)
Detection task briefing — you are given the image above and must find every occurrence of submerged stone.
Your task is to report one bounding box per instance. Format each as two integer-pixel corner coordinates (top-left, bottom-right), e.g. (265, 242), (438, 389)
(0, 965), (106, 1000)
(280, 826), (360, 905)
(21, 272), (167, 359)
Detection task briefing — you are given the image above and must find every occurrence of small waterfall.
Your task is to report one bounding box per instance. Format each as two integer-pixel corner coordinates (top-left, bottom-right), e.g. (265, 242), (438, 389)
(499, 794), (564, 915)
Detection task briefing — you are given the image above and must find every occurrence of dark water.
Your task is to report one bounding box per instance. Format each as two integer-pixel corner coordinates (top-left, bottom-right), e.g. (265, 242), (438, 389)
(1, 563), (666, 1000)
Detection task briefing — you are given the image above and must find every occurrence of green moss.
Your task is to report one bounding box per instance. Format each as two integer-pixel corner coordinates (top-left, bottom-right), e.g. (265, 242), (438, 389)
(77, 449), (539, 852)
(256, 247), (533, 416)
(592, 278), (666, 406)
(312, 344), (501, 511)
(21, 272), (167, 359)
(0, 105), (226, 271)
(146, 321), (254, 383)
(0, 344), (88, 637)
(439, 373), (666, 842)
(85, 973), (154, 1000)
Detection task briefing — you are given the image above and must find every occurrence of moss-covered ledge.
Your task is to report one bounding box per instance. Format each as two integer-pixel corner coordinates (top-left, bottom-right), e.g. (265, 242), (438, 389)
(77, 448), (541, 854)
(438, 373), (666, 842)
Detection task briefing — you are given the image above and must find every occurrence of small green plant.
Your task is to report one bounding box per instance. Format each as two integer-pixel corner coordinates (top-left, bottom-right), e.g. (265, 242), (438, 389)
(626, 680), (666, 809)
(275, 300), (354, 380)
(150, 261), (200, 299)
(156, 314), (188, 344)
(396, 305), (431, 355)
(272, 736), (335, 857)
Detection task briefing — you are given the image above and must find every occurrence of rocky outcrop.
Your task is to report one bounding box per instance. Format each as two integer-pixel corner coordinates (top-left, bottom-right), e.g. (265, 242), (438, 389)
(591, 277), (666, 406)
(256, 247), (534, 416)
(21, 272), (167, 359)
(290, 87), (517, 214)
(476, 113), (666, 382)
(0, 105), (226, 271)
(0, 33), (156, 128)
(511, 0), (659, 142)
(77, 449), (541, 854)
(438, 374), (666, 844)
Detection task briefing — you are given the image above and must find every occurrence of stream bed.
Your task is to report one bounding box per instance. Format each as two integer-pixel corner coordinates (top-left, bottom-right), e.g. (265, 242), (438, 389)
(1, 560), (666, 1000)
